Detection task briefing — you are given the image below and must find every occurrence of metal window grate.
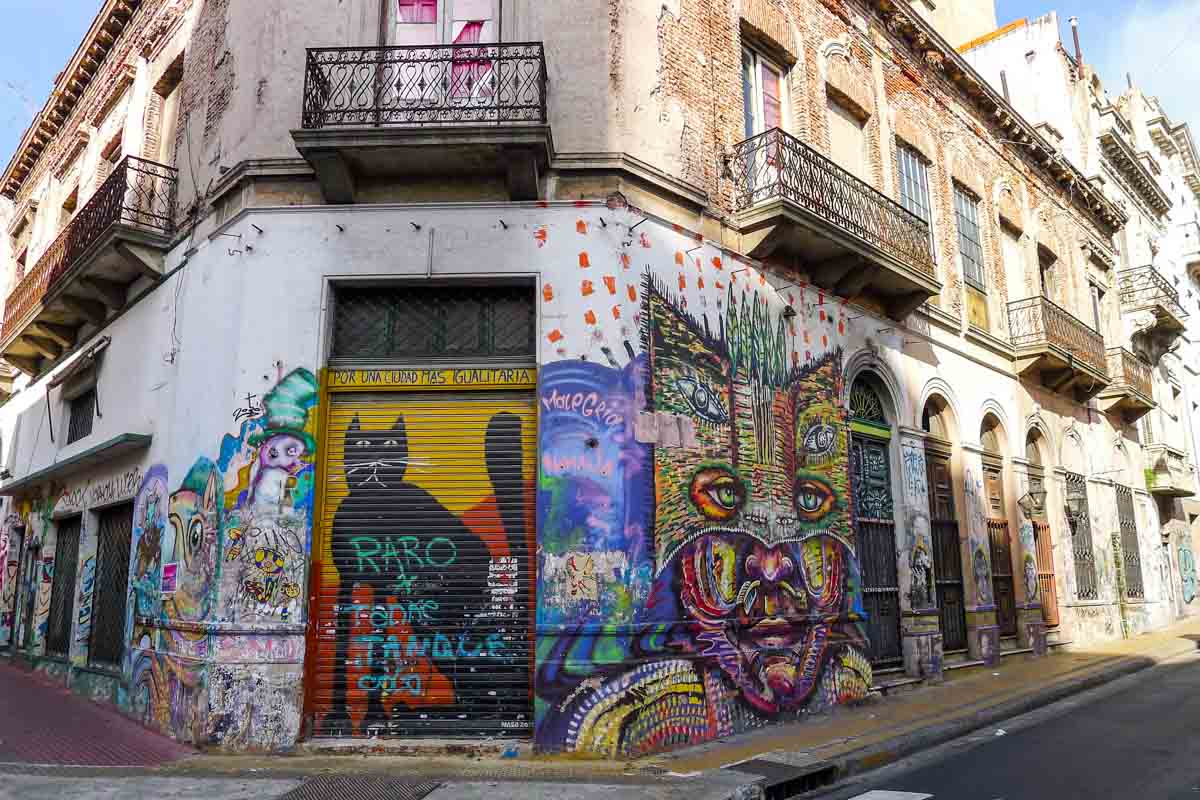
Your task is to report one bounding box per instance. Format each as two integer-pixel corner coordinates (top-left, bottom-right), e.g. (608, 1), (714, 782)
(898, 144), (932, 226)
(331, 285), (534, 364)
(1065, 471), (1098, 601)
(67, 388), (96, 444)
(954, 183), (986, 292)
(45, 517), (81, 657)
(89, 503), (133, 668)
(1116, 484), (1144, 599)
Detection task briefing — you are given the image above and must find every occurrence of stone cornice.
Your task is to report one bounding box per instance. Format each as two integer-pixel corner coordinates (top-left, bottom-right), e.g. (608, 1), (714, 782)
(0, 0), (143, 199)
(867, 0), (1127, 235)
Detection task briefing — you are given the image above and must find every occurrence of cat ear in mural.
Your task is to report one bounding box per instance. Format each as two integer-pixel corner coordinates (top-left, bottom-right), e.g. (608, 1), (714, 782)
(389, 415), (410, 481)
(343, 415), (362, 456)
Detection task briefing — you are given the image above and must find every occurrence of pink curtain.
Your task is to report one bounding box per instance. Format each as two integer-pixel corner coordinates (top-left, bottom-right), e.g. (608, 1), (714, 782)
(450, 21), (492, 99)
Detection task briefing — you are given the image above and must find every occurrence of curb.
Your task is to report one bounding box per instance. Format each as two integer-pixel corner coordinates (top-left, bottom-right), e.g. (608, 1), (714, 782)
(702, 644), (1197, 799)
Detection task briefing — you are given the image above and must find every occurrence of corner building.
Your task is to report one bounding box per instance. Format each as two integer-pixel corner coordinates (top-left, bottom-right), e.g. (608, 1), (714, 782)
(0, 0), (1178, 758)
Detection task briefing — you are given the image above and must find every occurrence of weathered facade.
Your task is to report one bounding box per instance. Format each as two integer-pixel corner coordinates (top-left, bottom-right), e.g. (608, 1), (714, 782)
(0, 0), (1184, 758)
(963, 11), (1200, 641)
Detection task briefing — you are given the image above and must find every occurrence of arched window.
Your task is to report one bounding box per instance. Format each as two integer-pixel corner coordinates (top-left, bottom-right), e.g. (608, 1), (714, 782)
(922, 396), (951, 440)
(981, 414), (1004, 455)
(850, 376), (887, 426)
(1025, 430), (1044, 466)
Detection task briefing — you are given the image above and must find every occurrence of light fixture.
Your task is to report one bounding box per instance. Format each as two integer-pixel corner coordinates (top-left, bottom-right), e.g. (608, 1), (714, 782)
(1017, 488), (1047, 519)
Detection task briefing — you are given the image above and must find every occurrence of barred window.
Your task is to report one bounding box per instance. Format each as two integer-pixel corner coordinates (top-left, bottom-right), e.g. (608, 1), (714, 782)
(331, 284), (535, 363)
(954, 183), (986, 291)
(67, 388), (96, 445)
(89, 503), (133, 669)
(45, 517), (81, 658)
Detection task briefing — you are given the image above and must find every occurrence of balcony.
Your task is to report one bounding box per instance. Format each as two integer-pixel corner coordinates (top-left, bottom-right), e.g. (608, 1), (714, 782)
(1144, 443), (1196, 498)
(1007, 296), (1109, 401)
(0, 156), (178, 376)
(1097, 347), (1155, 422)
(1119, 265), (1187, 363)
(727, 128), (940, 320)
(293, 43), (551, 203)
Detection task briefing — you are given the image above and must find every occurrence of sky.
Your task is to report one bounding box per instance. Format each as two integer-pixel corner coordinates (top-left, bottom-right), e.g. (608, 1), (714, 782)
(0, 0), (1195, 166)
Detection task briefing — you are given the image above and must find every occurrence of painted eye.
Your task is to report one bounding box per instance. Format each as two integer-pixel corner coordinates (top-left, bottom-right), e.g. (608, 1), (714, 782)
(188, 519), (203, 551)
(794, 477), (836, 521)
(287, 446), (300, 457)
(690, 467), (745, 521)
(676, 377), (729, 424)
(383, 440), (399, 448)
(269, 448), (279, 458)
(355, 439), (371, 448)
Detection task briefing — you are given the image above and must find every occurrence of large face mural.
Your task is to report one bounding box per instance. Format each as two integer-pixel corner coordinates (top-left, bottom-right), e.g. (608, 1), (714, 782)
(535, 277), (870, 757)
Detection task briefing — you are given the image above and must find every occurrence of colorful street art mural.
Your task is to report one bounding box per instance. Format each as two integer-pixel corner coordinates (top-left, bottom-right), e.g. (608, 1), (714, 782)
(1180, 537), (1196, 605)
(534, 272), (871, 757)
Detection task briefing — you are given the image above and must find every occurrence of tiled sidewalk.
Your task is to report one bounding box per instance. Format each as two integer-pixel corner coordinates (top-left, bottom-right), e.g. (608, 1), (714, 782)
(0, 661), (194, 767)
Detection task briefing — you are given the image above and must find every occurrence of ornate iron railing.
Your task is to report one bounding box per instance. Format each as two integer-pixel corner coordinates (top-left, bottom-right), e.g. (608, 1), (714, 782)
(1144, 443), (1197, 491)
(1115, 484), (1144, 600)
(1119, 265), (1186, 321)
(1007, 296), (1107, 376)
(1, 156), (178, 340)
(1106, 347), (1153, 399)
(727, 128), (936, 279)
(301, 43), (547, 129)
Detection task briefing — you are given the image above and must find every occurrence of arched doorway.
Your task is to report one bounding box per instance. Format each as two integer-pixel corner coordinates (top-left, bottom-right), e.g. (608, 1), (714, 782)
(981, 414), (1016, 638)
(922, 396), (967, 653)
(1026, 430), (1058, 628)
(850, 374), (902, 666)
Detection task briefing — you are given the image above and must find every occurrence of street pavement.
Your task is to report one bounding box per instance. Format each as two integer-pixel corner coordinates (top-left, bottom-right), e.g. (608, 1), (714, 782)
(817, 650), (1200, 800)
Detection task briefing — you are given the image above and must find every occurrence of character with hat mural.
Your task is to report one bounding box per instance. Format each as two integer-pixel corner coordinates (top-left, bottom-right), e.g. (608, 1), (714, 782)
(247, 369), (318, 513)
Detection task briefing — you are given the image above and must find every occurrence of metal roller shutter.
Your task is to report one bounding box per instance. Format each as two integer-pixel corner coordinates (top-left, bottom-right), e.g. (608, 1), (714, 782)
(312, 391), (536, 739)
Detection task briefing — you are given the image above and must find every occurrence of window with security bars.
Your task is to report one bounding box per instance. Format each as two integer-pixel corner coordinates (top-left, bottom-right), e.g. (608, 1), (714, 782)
(954, 183), (986, 292)
(331, 284), (535, 362)
(45, 517), (82, 658)
(1065, 471), (1098, 601)
(898, 143), (932, 229)
(67, 388), (96, 444)
(1115, 484), (1144, 600)
(89, 503), (133, 668)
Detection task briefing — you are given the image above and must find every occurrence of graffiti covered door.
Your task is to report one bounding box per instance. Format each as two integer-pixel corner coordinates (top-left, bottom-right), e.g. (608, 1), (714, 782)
(45, 517), (82, 657)
(984, 467), (1016, 637)
(852, 433), (901, 666)
(926, 452), (967, 652)
(0, 528), (21, 648)
(313, 390), (536, 738)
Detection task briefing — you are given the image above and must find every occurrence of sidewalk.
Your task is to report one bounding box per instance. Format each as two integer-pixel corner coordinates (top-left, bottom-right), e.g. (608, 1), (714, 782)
(2, 618), (1199, 800)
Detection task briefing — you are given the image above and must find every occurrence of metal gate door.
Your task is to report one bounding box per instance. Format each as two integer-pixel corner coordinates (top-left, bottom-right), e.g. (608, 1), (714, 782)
(313, 391), (536, 738)
(852, 434), (901, 666)
(927, 453), (967, 652)
(1, 529), (22, 649)
(1116, 484), (1144, 599)
(90, 504), (133, 668)
(1034, 521), (1059, 627)
(989, 519), (1017, 637)
(45, 518), (81, 657)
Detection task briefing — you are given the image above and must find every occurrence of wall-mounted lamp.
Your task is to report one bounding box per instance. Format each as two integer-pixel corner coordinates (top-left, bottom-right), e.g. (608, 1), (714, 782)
(1017, 489), (1047, 519)
(1064, 484), (1087, 519)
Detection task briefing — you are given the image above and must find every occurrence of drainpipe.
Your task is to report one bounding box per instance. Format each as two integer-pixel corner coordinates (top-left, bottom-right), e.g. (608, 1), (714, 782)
(1069, 16), (1083, 65)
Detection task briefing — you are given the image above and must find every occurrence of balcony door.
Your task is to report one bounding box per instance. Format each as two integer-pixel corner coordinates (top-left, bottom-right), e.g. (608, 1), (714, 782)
(391, 0), (500, 109)
(742, 49), (784, 138)
(394, 0), (497, 46)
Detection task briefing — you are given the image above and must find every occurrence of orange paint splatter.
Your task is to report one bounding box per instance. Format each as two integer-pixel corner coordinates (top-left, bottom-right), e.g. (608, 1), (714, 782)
(822, 335), (828, 348)
(548, 329), (564, 343)
(542, 284), (554, 302)
(627, 285), (639, 302)
(838, 320), (845, 335)
(534, 227), (548, 247)
(603, 275), (617, 295)
(611, 305), (621, 320)
(639, 233), (651, 248)
(715, 280), (724, 290)
(758, 273), (766, 286)
(712, 257), (723, 270)
(584, 309), (597, 325)
(579, 252), (590, 268)
(620, 253), (631, 269)
(675, 251), (685, 265)
(678, 274), (687, 290)
(581, 279), (595, 296)
(820, 309), (826, 322)
(576, 220), (588, 235)
(803, 331), (811, 344)
(818, 291), (825, 305)
(698, 277), (705, 289)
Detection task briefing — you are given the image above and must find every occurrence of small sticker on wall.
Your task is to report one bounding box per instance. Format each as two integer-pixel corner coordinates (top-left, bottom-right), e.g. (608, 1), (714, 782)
(161, 563), (178, 594)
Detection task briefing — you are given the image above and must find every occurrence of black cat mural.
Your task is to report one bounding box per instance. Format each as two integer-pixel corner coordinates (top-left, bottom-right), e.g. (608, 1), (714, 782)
(323, 411), (528, 737)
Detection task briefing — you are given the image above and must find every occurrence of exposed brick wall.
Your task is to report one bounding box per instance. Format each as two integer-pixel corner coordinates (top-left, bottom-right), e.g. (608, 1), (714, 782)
(648, 0), (1112, 325)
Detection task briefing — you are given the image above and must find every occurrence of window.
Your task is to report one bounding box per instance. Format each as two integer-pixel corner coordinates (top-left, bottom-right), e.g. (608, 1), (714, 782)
(742, 48), (784, 138)
(398, 0), (437, 23)
(1089, 283), (1106, 333)
(45, 517), (81, 658)
(897, 143), (932, 226)
(67, 388), (96, 445)
(954, 184), (985, 291)
(1038, 247), (1056, 300)
(827, 96), (867, 180)
(59, 186), (78, 230)
(89, 503), (133, 668)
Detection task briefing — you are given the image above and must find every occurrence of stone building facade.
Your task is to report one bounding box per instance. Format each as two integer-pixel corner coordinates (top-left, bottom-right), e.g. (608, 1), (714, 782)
(0, 0), (1182, 757)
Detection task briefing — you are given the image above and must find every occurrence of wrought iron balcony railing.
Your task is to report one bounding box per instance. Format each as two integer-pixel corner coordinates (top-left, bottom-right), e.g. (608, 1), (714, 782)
(727, 128), (936, 279)
(301, 43), (548, 129)
(1, 156), (178, 340)
(1105, 347), (1153, 399)
(1119, 265), (1186, 321)
(1007, 296), (1107, 376)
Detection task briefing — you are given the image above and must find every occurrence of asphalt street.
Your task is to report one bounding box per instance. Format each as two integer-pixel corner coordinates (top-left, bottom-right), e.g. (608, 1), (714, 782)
(818, 650), (1200, 800)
